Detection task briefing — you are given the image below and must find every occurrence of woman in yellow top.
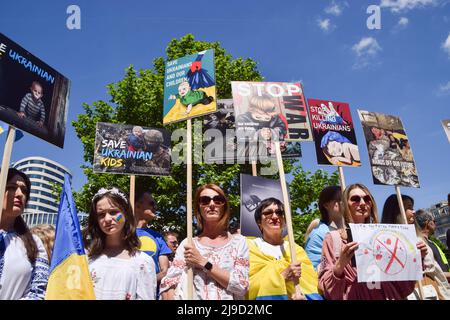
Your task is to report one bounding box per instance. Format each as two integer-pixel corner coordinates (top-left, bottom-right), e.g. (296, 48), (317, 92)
(247, 197), (323, 300)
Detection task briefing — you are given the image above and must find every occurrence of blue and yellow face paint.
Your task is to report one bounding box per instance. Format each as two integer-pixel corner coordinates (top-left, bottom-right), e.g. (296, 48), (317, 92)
(115, 213), (125, 224)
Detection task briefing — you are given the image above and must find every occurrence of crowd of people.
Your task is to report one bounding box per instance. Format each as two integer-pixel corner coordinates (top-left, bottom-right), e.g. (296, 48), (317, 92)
(0, 167), (449, 300)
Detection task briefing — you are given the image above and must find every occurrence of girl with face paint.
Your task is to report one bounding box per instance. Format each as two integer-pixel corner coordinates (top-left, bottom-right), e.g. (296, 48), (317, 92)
(83, 188), (157, 300)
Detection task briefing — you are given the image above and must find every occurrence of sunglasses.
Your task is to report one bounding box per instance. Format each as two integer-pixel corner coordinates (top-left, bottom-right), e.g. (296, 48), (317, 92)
(170, 241), (179, 246)
(199, 195), (226, 206)
(262, 209), (285, 217)
(350, 195), (372, 204)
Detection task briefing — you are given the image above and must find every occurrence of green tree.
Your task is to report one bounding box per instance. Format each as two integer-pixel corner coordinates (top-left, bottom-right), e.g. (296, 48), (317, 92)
(289, 165), (339, 247)
(72, 34), (340, 243)
(72, 34), (265, 237)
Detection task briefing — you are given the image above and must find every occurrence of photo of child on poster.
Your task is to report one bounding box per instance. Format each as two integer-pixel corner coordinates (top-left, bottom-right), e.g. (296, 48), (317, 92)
(231, 81), (311, 161)
(308, 99), (361, 167)
(163, 49), (217, 124)
(358, 110), (420, 188)
(203, 99), (302, 163)
(0, 33), (70, 148)
(240, 174), (288, 238)
(93, 122), (171, 176)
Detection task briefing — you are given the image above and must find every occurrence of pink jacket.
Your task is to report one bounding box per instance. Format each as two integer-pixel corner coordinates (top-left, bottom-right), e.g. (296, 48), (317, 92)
(318, 232), (415, 300)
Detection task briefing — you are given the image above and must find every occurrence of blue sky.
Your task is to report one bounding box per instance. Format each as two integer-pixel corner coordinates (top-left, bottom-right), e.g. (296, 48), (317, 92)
(0, 0), (449, 213)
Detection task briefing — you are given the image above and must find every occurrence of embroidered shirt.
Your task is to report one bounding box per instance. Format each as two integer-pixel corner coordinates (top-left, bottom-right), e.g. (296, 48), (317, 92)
(0, 231), (49, 300)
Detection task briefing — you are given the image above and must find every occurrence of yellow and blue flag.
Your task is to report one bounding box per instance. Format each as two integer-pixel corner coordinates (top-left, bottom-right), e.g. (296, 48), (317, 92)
(45, 174), (95, 300)
(246, 238), (323, 300)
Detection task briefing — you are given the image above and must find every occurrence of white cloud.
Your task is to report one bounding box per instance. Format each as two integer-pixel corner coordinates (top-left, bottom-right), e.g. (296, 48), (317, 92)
(352, 37), (382, 69)
(352, 37), (382, 57)
(438, 81), (450, 94)
(318, 18), (331, 31)
(380, 0), (438, 13)
(325, 1), (344, 16)
(398, 17), (409, 26)
(442, 32), (450, 58)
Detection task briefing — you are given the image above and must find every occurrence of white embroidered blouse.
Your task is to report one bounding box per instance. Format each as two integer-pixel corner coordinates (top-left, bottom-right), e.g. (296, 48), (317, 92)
(0, 230), (49, 300)
(88, 251), (156, 300)
(160, 233), (249, 300)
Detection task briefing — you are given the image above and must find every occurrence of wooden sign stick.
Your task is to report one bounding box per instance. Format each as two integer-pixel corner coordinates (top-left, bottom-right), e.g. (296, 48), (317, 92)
(274, 141), (303, 297)
(0, 126), (16, 226)
(251, 160), (257, 177)
(338, 166), (346, 193)
(395, 185), (424, 300)
(186, 119), (194, 300)
(129, 175), (136, 213)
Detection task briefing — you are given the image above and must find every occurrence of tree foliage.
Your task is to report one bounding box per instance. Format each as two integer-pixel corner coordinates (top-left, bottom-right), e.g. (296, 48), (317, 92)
(72, 34), (339, 243)
(72, 34), (266, 236)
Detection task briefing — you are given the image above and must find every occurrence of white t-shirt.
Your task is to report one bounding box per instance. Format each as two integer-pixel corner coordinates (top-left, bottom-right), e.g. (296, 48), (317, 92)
(89, 251), (156, 300)
(252, 237), (287, 260)
(0, 231), (49, 300)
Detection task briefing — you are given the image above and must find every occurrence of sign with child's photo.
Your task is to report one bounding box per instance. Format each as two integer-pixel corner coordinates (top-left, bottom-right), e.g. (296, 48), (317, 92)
(231, 81), (312, 161)
(93, 122), (171, 176)
(0, 33), (70, 148)
(358, 110), (420, 188)
(203, 99), (302, 163)
(163, 49), (217, 125)
(308, 99), (361, 167)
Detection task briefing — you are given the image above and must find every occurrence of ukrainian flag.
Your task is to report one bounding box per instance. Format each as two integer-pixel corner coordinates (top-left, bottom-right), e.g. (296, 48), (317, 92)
(45, 174), (95, 300)
(247, 238), (323, 300)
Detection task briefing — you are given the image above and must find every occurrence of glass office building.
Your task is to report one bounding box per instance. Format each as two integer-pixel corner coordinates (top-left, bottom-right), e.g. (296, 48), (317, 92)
(12, 156), (76, 227)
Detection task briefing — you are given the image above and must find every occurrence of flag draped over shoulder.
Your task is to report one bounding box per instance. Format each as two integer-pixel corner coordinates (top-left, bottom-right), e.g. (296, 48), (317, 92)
(45, 174), (95, 300)
(246, 238), (323, 300)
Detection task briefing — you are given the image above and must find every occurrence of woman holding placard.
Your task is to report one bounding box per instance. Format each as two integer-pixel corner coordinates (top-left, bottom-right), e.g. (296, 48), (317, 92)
(160, 184), (249, 300)
(0, 168), (49, 300)
(247, 198), (322, 300)
(318, 183), (426, 300)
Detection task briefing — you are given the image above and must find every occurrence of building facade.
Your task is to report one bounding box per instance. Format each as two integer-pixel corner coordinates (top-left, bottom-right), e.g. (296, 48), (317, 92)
(12, 156), (82, 227)
(428, 201), (450, 245)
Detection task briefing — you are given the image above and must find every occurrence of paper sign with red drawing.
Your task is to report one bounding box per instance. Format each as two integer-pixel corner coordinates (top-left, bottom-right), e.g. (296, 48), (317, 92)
(349, 223), (422, 282)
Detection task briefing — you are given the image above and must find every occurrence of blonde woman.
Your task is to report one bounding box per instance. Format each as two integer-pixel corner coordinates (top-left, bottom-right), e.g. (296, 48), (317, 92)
(318, 183), (427, 300)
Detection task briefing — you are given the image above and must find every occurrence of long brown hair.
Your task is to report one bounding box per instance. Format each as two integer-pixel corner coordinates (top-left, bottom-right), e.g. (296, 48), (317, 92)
(84, 189), (140, 258)
(3, 168), (38, 264)
(342, 183), (378, 224)
(194, 184), (230, 233)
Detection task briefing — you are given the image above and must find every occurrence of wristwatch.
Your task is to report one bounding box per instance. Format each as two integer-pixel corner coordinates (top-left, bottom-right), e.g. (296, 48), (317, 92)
(203, 261), (213, 272)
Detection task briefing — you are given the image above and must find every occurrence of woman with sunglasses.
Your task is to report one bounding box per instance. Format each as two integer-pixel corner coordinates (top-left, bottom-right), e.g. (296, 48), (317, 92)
(318, 183), (425, 300)
(247, 198), (322, 300)
(160, 184), (249, 300)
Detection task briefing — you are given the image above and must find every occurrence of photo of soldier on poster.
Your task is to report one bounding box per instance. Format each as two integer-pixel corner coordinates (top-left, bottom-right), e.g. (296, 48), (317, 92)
(93, 122), (171, 176)
(0, 33), (70, 148)
(358, 110), (420, 188)
(308, 99), (361, 167)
